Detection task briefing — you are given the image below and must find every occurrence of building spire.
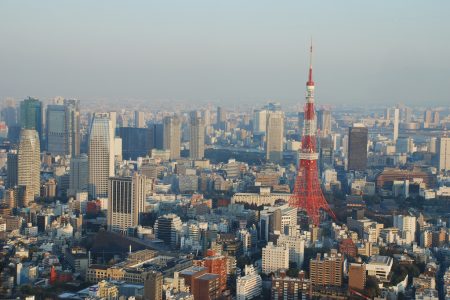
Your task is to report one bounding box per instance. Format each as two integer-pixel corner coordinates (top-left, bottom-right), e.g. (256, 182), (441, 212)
(307, 38), (314, 87)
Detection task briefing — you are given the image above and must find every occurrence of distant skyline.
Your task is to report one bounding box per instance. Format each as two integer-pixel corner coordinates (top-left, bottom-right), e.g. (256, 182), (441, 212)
(1, 1), (449, 106)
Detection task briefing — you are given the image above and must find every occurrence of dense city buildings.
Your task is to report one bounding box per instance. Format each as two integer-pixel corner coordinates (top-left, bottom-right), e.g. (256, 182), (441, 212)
(0, 31), (449, 300)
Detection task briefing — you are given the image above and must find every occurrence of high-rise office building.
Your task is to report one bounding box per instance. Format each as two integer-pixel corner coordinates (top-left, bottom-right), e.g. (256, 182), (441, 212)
(154, 214), (182, 248)
(163, 116), (181, 159)
(189, 111), (205, 160)
(143, 271), (163, 300)
(6, 151), (18, 188)
(309, 250), (344, 287)
(46, 100), (80, 156)
(216, 106), (226, 130)
(347, 124), (368, 172)
(152, 123), (164, 150)
(317, 109), (331, 137)
(107, 173), (146, 233)
(437, 137), (450, 171)
(266, 111), (284, 163)
(404, 107), (412, 123)
(433, 111), (440, 125)
(385, 108), (390, 121)
(68, 154), (89, 196)
(423, 109), (432, 127)
(1, 105), (18, 127)
(88, 113), (114, 199)
(393, 108), (399, 143)
(135, 111), (145, 128)
(17, 129), (41, 204)
(117, 127), (153, 160)
(20, 97), (43, 142)
(253, 109), (268, 134)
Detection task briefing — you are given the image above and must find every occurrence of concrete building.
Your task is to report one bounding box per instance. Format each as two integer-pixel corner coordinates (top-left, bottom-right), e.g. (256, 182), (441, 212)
(143, 271), (163, 300)
(46, 100), (80, 156)
(189, 111), (205, 160)
(309, 250), (343, 287)
(347, 124), (368, 171)
(393, 214), (416, 244)
(266, 111), (284, 163)
(163, 116), (181, 159)
(6, 151), (18, 188)
(437, 137), (450, 171)
(107, 174), (147, 233)
(317, 108), (331, 137)
(69, 154), (88, 197)
(17, 129), (41, 204)
(348, 263), (366, 291)
(154, 214), (183, 248)
(366, 255), (393, 282)
(88, 113), (114, 199)
(393, 108), (399, 143)
(236, 265), (262, 300)
(276, 234), (305, 267)
(262, 242), (289, 274)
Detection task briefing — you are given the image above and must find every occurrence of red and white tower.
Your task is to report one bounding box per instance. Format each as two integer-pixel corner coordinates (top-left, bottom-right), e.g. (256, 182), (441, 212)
(289, 42), (336, 226)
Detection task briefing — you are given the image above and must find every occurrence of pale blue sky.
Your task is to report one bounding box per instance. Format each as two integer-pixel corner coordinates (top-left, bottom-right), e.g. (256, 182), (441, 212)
(1, 1), (449, 106)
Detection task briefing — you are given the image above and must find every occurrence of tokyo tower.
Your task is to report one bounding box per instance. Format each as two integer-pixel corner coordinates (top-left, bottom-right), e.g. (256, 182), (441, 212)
(289, 42), (336, 226)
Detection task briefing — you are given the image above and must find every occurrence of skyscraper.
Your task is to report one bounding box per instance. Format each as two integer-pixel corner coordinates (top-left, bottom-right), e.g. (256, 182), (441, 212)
(17, 129), (41, 204)
(6, 151), (18, 188)
(117, 127), (153, 160)
(46, 100), (80, 156)
(216, 106), (226, 130)
(423, 109), (432, 127)
(88, 113), (114, 199)
(253, 109), (268, 134)
(317, 108), (331, 137)
(20, 97), (43, 142)
(107, 173), (146, 233)
(143, 271), (163, 300)
(163, 115), (181, 159)
(393, 108), (399, 143)
(347, 124), (368, 172)
(135, 111), (145, 128)
(68, 154), (89, 196)
(189, 111), (205, 160)
(437, 137), (450, 171)
(265, 111), (284, 163)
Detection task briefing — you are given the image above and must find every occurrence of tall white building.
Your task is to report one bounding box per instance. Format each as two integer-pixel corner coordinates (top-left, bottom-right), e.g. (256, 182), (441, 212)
(18, 129), (41, 204)
(262, 242), (289, 274)
(266, 111), (284, 163)
(88, 113), (114, 199)
(393, 215), (416, 244)
(107, 173), (146, 233)
(277, 234), (305, 267)
(253, 109), (268, 134)
(163, 116), (181, 159)
(438, 137), (450, 171)
(236, 265), (262, 300)
(69, 154), (89, 197)
(189, 111), (205, 160)
(393, 108), (399, 143)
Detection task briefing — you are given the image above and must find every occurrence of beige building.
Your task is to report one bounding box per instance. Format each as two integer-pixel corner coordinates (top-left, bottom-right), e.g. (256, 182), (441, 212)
(163, 115), (181, 159)
(309, 250), (344, 287)
(107, 173), (147, 233)
(262, 242), (289, 274)
(266, 111), (284, 163)
(18, 129), (41, 205)
(88, 113), (114, 199)
(189, 111), (205, 160)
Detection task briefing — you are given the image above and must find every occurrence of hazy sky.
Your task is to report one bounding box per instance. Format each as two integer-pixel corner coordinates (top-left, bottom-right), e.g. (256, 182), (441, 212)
(1, 1), (449, 106)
